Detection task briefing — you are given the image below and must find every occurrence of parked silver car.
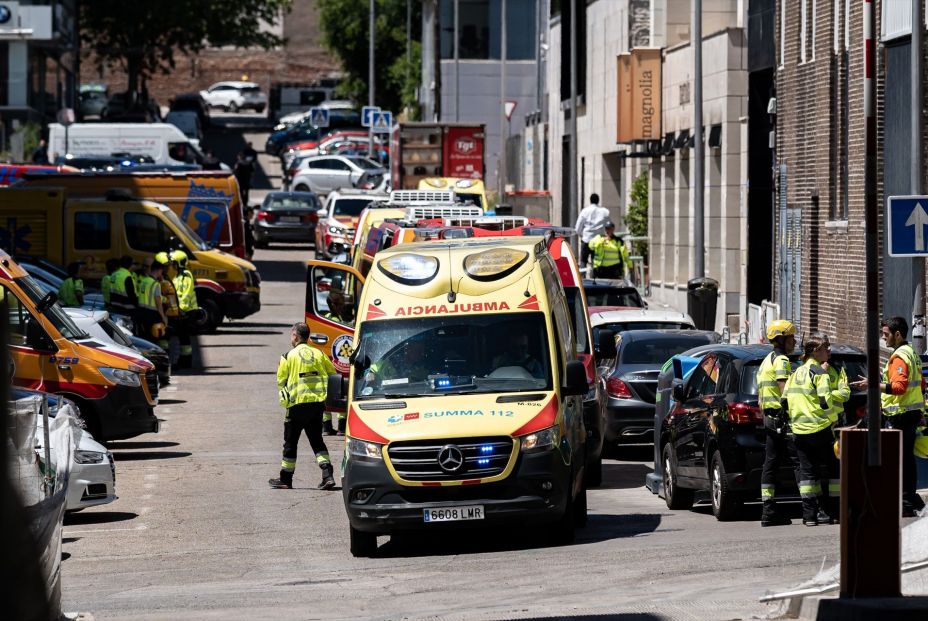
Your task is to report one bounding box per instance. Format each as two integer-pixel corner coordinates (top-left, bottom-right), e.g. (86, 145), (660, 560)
(290, 155), (387, 194)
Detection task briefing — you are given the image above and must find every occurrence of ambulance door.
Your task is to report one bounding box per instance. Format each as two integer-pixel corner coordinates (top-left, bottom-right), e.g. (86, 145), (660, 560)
(3, 283), (75, 393)
(304, 260), (364, 376)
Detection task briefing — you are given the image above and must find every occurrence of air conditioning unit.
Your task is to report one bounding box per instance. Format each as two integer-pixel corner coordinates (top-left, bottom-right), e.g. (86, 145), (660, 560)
(389, 189), (455, 204)
(405, 205), (484, 220)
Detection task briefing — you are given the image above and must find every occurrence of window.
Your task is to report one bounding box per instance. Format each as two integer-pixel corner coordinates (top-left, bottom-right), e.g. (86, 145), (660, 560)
(2, 284), (55, 350)
(439, 0), (537, 60)
(329, 159), (352, 171)
(74, 212), (111, 250)
(779, 0), (786, 67)
(686, 354), (719, 399)
(800, 0), (808, 63)
(810, 0), (817, 61)
(125, 212), (173, 253)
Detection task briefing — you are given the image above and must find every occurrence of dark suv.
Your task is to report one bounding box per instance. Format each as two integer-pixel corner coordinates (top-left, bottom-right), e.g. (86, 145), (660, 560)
(660, 344), (865, 521)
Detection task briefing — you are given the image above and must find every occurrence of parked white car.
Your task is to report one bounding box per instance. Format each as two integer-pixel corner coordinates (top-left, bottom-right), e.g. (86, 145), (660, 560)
(23, 389), (116, 512)
(200, 81), (267, 113)
(290, 155), (388, 195)
(275, 99), (356, 129)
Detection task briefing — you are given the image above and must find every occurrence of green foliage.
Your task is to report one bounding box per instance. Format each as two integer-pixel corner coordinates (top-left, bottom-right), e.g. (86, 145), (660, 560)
(318, 0), (421, 116)
(21, 122), (41, 160)
(81, 1), (291, 94)
(625, 170), (649, 259)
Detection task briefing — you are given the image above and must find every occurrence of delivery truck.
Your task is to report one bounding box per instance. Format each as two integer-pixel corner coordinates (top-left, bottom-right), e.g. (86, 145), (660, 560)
(389, 123), (485, 190)
(0, 187), (260, 331)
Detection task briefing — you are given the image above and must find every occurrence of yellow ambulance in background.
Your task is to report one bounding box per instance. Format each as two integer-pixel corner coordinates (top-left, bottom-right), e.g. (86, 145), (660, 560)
(305, 237), (589, 556)
(418, 177), (487, 210)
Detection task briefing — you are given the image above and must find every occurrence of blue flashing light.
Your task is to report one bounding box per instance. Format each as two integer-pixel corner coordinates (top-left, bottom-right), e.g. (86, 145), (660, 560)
(477, 458), (491, 467)
(479, 445), (494, 454)
(436, 377), (452, 389)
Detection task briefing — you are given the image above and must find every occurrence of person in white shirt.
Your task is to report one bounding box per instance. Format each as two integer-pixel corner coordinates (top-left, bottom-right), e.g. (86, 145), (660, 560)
(575, 193), (611, 267)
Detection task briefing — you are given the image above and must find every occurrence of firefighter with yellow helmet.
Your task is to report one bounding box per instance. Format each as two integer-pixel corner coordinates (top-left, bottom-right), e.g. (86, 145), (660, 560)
(136, 257), (167, 341)
(171, 249), (199, 369)
(155, 252), (180, 361)
(757, 319), (797, 526)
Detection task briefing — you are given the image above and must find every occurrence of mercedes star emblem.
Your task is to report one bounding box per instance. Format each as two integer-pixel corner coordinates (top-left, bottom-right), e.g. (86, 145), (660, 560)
(437, 444), (464, 473)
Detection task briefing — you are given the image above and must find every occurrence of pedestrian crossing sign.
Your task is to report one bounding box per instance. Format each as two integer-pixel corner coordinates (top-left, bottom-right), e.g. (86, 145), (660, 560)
(309, 107), (330, 128)
(372, 111), (393, 133)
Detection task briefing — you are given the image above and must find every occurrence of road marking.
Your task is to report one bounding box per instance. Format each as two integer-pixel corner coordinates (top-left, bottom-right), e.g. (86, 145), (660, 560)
(144, 474), (159, 481)
(144, 483), (155, 489)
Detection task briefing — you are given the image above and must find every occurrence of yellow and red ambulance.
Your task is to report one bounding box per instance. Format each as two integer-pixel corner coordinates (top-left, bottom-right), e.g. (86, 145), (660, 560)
(305, 237), (589, 556)
(1, 252), (158, 440)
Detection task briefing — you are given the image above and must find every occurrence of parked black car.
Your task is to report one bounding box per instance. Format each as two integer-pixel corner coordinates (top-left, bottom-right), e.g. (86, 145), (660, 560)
(170, 92), (211, 129)
(582, 278), (645, 308)
(254, 191), (321, 248)
(660, 343), (866, 521)
(601, 330), (721, 446)
(265, 110), (362, 156)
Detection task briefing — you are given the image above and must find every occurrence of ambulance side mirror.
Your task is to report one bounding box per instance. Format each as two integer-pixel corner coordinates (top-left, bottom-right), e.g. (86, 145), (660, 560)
(326, 374), (348, 410)
(563, 360), (588, 397)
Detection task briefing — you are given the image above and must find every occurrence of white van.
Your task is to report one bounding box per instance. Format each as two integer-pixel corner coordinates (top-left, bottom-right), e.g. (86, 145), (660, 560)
(48, 122), (199, 166)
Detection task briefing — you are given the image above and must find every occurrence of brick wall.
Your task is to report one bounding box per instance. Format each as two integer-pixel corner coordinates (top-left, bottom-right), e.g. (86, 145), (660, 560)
(775, 0), (883, 347)
(79, 0), (339, 104)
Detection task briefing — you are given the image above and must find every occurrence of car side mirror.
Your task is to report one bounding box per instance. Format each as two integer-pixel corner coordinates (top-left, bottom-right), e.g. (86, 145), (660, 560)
(318, 209), (328, 218)
(597, 329), (617, 360)
(563, 359), (588, 397)
(672, 380), (686, 402)
(326, 373), (348, 410)
(25, 318), (54, 352)
(36, 292), (58, 313)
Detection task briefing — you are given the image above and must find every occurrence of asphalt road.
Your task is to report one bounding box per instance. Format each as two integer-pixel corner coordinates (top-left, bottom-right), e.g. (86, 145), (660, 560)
(59, 243), (841, 621)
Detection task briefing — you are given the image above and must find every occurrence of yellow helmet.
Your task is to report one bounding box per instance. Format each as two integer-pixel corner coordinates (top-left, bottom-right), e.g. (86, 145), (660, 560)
(834, 438), (841, 460)
(150, 322), (166, 339)
(154, 251), (170, 265)
(915, 427), (928, 459)
(170, 249), (188, 268)
(766, 319), (797, 341)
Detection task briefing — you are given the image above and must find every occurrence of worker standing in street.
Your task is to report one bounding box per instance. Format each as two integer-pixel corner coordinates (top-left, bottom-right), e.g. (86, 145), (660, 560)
(786, 333), (842, 526)
(109, 255), (139, 316)
(757, 320), (796, 527)
(101, 258), (119, 310)
(854, 316), (927, 517)
(58, 262), (85, 307)
(588, 221), (632, 280)
(171, 250), (199, 370)
(574, 193), (610, 269)
(155, 252), (180, 361)
(269, 322), (338, 490)
(137, 258), (166, 341)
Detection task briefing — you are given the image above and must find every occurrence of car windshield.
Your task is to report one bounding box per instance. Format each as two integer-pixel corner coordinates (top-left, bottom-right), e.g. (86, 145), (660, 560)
(101, 317), (134, 347)
(352, 313), (553, 399)
(161, 208), (209, 251)
(620, 336), (716, 365)
(266, 195), (319, 210)
(348, 157), (382, 170)
(332, 198), (373, 217)
(15, 276), (89, 340)
(584, 288), (644, 307)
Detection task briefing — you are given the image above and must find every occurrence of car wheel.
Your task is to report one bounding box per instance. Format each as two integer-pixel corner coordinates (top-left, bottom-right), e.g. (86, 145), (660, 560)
(256, 105), (265, 114)
(229, 101), (239, 113)
(196, 297), (223, 334)
(254, 238), (269, 249)
(349, 526), (378, 557)
(663, 443), (694, 510)
(584, 454), (603, 488)
(573, 484), (588, 527)
(710, 451), (741, 521)
(294, 184), (310, 192)
(551, 474), (577, 545)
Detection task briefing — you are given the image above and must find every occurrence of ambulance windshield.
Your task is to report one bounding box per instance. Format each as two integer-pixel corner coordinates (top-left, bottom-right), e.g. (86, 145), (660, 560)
(352, 313), (552, 399)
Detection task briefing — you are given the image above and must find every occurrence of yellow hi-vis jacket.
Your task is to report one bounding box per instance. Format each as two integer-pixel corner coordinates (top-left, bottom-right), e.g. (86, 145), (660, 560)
(785, 359), (836, 435)
(174, 270), (199, 312)
(757, 351), (791, 411)
(588, 234), (632, 270)
(881, 343), (925, 416)
(277, 342), (337, 409)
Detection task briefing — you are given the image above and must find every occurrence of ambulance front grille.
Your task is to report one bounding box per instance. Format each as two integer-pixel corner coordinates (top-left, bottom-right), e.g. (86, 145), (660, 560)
(386, 436), (513, 481)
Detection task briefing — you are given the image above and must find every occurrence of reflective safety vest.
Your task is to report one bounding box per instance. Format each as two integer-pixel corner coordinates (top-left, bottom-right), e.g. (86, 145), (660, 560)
(174, 270), (198, 312)
(110, 267), (135, 308)
(881, 343), (925, 416)
(58, 277), (84, 307)
(588, 234), (629, 269)
(757, 351), (791, 411)
(137, 275), (159, 311)
(101, 274), (113, 304)
(277, 342), (337, 408)
(824, 365), (851, 423)
(160, 279), (180, 317)
(785, 359), (834, 435)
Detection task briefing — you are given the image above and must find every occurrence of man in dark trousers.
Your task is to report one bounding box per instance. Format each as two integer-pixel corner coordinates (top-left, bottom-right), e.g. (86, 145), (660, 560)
(269, 323), (338, 490)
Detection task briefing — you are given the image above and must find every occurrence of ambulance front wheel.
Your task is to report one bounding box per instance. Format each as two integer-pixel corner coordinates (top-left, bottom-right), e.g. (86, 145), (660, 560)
(349, 525), (378, 557)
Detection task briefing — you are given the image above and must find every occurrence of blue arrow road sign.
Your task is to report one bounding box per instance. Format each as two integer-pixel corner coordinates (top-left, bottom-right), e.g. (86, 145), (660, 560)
(309, 107), (329, 128)
(362, 106), (380, 127)
(372, 111), (393, 133)
(888, 195), (928, 256)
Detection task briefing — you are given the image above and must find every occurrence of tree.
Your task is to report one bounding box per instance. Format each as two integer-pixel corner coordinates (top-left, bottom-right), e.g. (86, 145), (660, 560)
(317, 0), (421, 116)
(81, 1), (291, 98)
(625, 171), (649, 260)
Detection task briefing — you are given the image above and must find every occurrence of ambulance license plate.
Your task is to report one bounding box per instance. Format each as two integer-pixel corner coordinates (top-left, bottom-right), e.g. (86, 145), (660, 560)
(423, 505), (484, 523)
(281, 216), (302, 223)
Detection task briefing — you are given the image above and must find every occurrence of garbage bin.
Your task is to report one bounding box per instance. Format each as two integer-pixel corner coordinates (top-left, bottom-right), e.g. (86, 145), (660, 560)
(687, 277), (719, 331)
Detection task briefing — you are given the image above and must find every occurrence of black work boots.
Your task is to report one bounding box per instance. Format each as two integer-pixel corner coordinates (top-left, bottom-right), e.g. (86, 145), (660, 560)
(761, 501), (791, 527)
(318, 464), (336, 490)
(268, 477), (292, 489)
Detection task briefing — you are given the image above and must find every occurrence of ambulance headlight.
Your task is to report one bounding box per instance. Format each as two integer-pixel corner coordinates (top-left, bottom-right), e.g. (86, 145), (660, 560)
(520, 426), (559, 453)
(347, 437), (383, 461)
(377, 253), (440, 285)
(455, 179), (475, 188)
(463, 248), (529, 281)
(425, 178), (446, 188)
(98, 367), (141, 387)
